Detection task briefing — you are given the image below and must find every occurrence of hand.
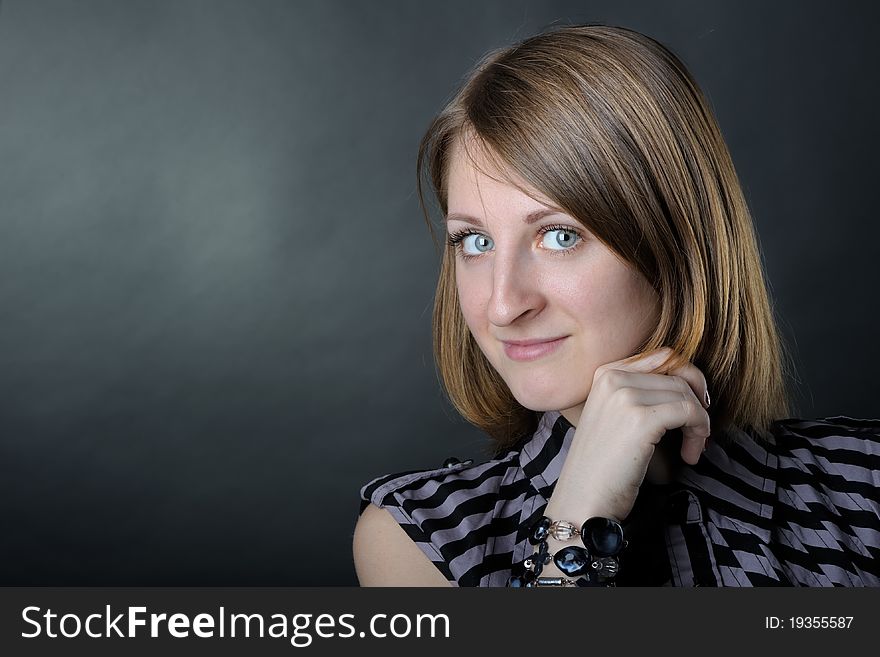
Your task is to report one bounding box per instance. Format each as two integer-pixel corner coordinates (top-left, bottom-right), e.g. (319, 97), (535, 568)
(554, 347), (711, 523)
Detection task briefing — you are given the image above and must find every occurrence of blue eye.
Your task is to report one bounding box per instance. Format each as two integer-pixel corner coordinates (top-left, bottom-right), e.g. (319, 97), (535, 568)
(446, 224), (583, 261)
(446, 229), (494, 259)
(460, 233), (493, 256)
(542, 228), (579, 251)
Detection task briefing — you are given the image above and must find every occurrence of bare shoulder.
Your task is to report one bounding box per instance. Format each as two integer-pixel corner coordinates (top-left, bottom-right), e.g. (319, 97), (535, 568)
(353, 503), (452, 587)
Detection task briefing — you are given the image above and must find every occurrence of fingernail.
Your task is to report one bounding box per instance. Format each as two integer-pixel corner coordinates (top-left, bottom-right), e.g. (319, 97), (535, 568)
(703, 389), (711, 408)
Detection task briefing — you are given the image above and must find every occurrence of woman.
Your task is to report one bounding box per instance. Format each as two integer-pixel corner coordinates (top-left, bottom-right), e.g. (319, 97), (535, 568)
(352, 24), (880, 587)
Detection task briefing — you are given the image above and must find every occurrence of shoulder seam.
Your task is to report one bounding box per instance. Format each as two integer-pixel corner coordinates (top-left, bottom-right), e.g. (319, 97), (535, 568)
(361, 451), (519, 507)
(368, 464), (469, 506)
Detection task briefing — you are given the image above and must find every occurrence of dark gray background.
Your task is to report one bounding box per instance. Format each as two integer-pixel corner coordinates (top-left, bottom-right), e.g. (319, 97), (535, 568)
(0, 0), (876, 585)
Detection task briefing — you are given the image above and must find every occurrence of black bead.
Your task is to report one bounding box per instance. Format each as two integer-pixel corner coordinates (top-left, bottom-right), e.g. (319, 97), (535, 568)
(442, 457), (461, 468)
(529, 516), (552, 545)
(581, 517), (625, 557)
(553, 546), (591, 577)
(523, 570), (537, 583)
(581, 556), (620, 584)
(506, 575), (527, 587)
(596, 556), (620, 580)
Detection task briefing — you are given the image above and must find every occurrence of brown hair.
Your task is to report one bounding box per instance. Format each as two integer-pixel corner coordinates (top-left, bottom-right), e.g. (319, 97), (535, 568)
(417, 23), (796, 452)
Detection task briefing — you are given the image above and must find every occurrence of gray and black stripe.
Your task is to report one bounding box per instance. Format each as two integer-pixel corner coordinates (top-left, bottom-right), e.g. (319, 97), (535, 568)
(359, 411), (880, 586)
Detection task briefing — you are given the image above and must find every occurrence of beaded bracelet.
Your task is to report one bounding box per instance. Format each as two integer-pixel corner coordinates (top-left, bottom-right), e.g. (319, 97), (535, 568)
(506, 515), (627, 588)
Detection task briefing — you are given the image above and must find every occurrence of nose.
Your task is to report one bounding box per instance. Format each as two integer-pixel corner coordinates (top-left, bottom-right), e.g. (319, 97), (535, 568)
(486, 247), (543, 327)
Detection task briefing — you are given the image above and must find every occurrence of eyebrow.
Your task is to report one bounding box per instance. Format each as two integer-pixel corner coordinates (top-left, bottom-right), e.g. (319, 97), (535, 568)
(444, 208), (562, 228)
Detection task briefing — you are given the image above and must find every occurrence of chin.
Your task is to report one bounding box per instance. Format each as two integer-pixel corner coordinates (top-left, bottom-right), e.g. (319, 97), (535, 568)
(505, 375), (587, 414)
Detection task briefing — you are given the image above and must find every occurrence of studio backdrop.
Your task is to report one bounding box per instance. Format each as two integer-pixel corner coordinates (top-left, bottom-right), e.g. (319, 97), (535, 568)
(0, 0), (877, 585)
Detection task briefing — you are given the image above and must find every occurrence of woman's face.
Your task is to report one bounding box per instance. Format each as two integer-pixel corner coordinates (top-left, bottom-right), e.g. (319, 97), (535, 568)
(446, 140), (661, 427)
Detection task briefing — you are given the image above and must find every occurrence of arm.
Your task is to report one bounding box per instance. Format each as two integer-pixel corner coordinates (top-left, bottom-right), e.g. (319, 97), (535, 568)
(352, 503), (452, 587)
(536, 348), (711, 580)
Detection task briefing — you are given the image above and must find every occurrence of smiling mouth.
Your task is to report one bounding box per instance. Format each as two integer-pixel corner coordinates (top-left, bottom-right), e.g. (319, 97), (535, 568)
(502, 337), (568, 362)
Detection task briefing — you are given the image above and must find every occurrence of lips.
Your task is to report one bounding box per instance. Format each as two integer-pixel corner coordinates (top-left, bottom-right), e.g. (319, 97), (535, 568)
(502, 336), (568, 362)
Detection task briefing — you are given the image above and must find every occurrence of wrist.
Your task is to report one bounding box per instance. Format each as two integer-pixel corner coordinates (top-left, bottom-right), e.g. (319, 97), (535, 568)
(544, 493), (624, 526)
(507, 514), (627, 588)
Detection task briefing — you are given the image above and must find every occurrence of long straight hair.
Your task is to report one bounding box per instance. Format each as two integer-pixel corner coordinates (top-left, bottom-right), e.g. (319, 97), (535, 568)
(417, 24), (796, 452)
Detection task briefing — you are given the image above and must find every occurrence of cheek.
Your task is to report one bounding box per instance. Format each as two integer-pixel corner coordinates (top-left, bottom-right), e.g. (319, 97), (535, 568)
(551, 264), (614, 317)
(455, 268), (487, 327)
(592, 273), (660, 341)
(557, 263), (658, 335)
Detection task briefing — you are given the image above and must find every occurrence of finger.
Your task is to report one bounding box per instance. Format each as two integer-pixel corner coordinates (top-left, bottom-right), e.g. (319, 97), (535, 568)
(610, 346), (676, 372)
(615, 376), (712, 456)
(602, 347), (712, 460)
(644, 399), (710, 466)
(619, 387), (695, 407)
(607, 371), (702, 403)
(651, 350), (710, 411)
(615, 347), (709, 409)
(626, 386), (710, 460)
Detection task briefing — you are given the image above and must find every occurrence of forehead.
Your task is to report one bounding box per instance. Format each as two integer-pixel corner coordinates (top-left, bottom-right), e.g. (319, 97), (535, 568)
(445, 138), (557, 221)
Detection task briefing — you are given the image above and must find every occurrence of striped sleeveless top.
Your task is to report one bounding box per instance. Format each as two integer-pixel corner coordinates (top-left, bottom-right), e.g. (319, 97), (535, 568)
(358, 410), (880, 586)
